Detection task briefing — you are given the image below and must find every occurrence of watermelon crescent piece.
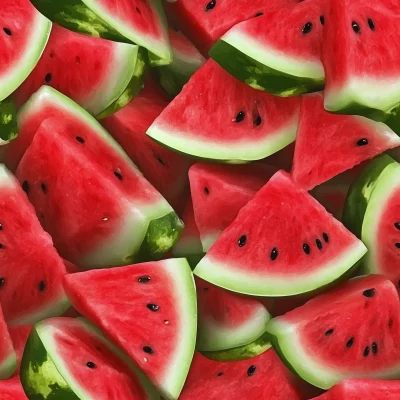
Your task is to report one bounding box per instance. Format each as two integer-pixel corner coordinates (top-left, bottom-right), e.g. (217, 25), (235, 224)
(30, 0), (172, 65)
(194, 170), (367, 297)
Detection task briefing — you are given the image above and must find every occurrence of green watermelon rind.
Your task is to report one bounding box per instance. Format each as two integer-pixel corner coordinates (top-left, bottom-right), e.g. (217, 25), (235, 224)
(0, 12), (51, 102)
(0, 98), (18, 145)
(30, 0), (172, 66)
(209, 38), (324, 97)
(20, 317), (159, 399)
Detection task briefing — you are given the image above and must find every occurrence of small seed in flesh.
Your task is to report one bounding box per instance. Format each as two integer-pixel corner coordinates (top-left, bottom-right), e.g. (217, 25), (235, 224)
(325, 329), (334, 336)
(86, 361), (96, 369)
(205, 0), (216, 11)
(238, 235), (247, 247)
(270, 248), (278, 261)
(372, 342), (378, 355)
(357, 138), (368, 146)
(364, 346), (370, 357)
(302, 22), (313, 34)
(147, 303), (160, 312)
(247, 365), (256, 376)
(143, 346), (154, 354)
(323, 232), (329, 243)
(138, 276), (151, 283)
(234, 111), (245, 123)
(346, 337), (354, 348)
(363, 288), (376, 298)
(303, 243), (311, 255)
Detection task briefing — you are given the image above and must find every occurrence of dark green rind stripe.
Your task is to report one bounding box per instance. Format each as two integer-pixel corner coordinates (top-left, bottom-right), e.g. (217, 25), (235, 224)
(21, 328), (78, 400)
(342, 155), (396, 238)
(136, 212), (184, 262)
(0, 98), (18, 144)
(209, 40), (324, 97)
(97, 48), (148, 119)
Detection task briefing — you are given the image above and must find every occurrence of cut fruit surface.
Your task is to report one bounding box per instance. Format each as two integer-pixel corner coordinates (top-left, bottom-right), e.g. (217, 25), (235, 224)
(267, 275), (400, 389)
(21, 317), (158, 399)
(292, 93), (400, 190)
(63, 259), (197, 400)
(195, 171), (367, 296)
(147, 60), (301, 162)
(210, 0), (325, 96)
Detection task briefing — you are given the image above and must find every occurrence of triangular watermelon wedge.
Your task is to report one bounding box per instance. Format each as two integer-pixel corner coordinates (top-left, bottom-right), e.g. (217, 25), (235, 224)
(0, 304), (16, 379)
(194, 171), (367, 296)
(210, 0), (326, 96)
(0, 0), (51, 101)
(63, 259), (197, 400)
(30, 0), (172, 65)
(291, 92), (400, 190)
(147, 60), (300, 162)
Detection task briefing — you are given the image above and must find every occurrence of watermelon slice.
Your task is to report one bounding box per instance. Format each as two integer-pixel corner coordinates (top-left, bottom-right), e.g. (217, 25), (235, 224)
(13, 24), (144, 117)
(267, 275), (400, 389)
(63, 259), (197, 399)
(194, 171), (367, 296)
(0, 0), (51, 101)
(313, 379), (400, 399)
(164, 0), (298, 55)
(30, 0), (171, 65)
(196, 277), (270, 352)
(291, 93), (400, 190)
(210, 0), (325, 96)
(323, 1), (400, 123)
(147, 60), (301, 162)
(343, 155), (400, 287)
(21, 317), (158, 399)
(101, 84), (192, 211)
(0, 304), (16, 379)
(0, 376), (27, 400)
(180, 349), (318, 399)
(0, 164), (68, 325)
(189, 163), (275, 251)
(16, 116), (181, 268)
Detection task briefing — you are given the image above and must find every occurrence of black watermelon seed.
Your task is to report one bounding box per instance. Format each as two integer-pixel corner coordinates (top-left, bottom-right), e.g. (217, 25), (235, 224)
(395, 243), (400, 249)
(217, 372), (223, 376)
(357, 138), (368, 146)
(302, 22), (313, 34)
(205, 0), (216, 11)
(0, 278), (5, 287)
(22, 181), (29, 194)
(346, 337), (354, 348)
(156, 156), (166, 166)
(254, 115), (262, 126)
(138, 276), (151, 283)
(395, 222), (400, 230)
(389, 319), (394, 328)
(247, 365), (256, 376)
(316, 239), (323, 250)
(76, 136), (85, 143)
(323, 232), (329, 243)
(238, 235), (247, 247)
(352, 21), (361, 34)
(363, 346), (370, 357)
(363, 288), (376, 298)
(44, 73), (52, 83)
(143, 346), (154, 354)
(270, 248), (278, 261)
(38, 281), (46, 291)
(136, 6), (141, 13)
(0, 224), (3, 230)
(203, 287), (209, 292)
(41, 183), (48, 193)
(372, 342), (378, 354)
(3, 28), (12, 36)
(147, 303), (160, 312)
(86, 361), (96, 368)
(204, 187), (210, 195)
(303, 243), (311, 255)
(0, 244), (4, 249)
(325, 329), (334, 336)
(254, 12), (263, 17)
(234, 111), (245, 123)
(368, 18), (375, 31)
(114, 171), (123, 180)
(320, 16), (325, 25)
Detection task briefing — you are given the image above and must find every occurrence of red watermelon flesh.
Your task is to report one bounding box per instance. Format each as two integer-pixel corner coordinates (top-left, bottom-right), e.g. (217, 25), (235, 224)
(292, 93), (400, 190)
(147, 60), (301, 162)
(0, 376), (27, 400)
(63, 259), (197, 400)
(102, 83), (192, 211)
(164, 0), (299, 55)
(180, 349), (318, 399)
(313, 379), (400, 399)
(267, 275), (400, 389)
(189, 163), (276, 251)
(0, 304), (16, 379)
(194, 171), (367, 296)
(13, 24), (139, 116)
(0, 165), (68, 325)
(9, 325), (32, 373)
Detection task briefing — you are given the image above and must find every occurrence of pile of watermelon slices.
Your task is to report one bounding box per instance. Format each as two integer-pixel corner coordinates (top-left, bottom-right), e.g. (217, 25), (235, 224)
(1, 0), (400, 398)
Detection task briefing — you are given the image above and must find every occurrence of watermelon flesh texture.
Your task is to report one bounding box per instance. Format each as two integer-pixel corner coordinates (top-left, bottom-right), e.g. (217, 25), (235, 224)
(147, 60), (301, 162)
(0, 164), (68, 325)
(313, 379), (400, 399)
(180, 349), (319, 399)
(63, 259), (197, 400)
(323, 1), (400, 123)
(164, 0), (299, 56)
(194, 171), (367, 296)
(267, 275), (400, 389)
(21, 317), (158, 400)
(0, 0), (51, 101)
(291, 92), (400, 190)
(13, 24), (140, 117)
(0, 304), (16, 379)
(0, 376), (28, 400)
(189, 163), (276, 251)
(210, 0), (326, 96)
(196, 277), (270, 352)
(101, 82), (192, 211)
